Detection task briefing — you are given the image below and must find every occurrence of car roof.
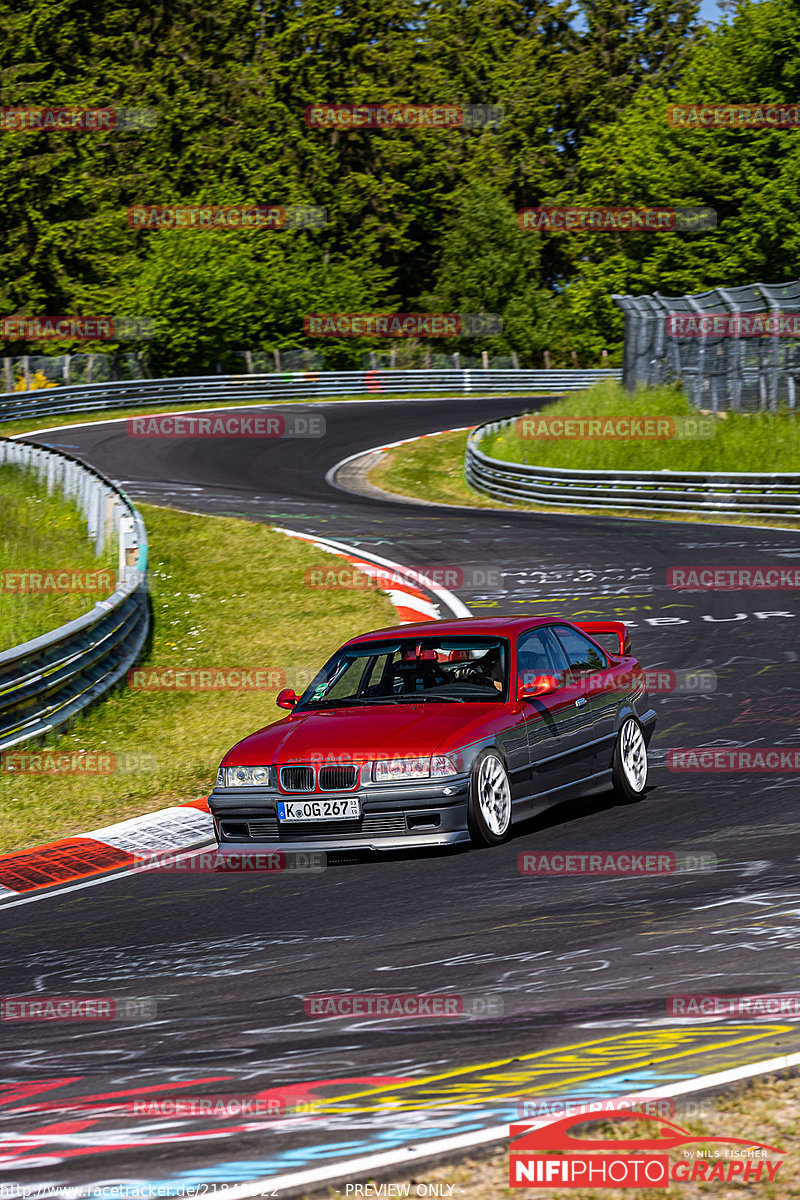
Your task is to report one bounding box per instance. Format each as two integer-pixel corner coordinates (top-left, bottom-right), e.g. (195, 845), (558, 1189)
(344, 616), (571, 645)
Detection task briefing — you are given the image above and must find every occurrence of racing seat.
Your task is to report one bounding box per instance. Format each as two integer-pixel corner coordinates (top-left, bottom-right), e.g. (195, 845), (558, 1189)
(390, 648), (447, 693)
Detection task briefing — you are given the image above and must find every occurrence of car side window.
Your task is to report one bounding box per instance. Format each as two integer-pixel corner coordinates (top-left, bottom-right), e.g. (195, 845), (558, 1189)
(517, 628), (569, 684)
(552, 626), (608, 675)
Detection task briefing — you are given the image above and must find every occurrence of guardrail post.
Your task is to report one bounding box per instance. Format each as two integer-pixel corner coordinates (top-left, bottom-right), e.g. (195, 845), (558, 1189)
(119, 514), (135, 587)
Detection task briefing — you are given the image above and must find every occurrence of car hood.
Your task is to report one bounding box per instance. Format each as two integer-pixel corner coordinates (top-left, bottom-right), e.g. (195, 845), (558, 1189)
(224, 702), (508, 766)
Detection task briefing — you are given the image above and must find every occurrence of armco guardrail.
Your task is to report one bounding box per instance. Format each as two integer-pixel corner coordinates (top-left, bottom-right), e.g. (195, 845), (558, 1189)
(0, 368), (620, 422)
(466, 418), (800, 517)
(0, 439), (149, 749)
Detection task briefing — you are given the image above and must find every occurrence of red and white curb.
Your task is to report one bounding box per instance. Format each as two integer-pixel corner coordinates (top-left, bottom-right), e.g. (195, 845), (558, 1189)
(0, 530), (468, 901)
(0, 798), (214, 903)
(369, 425), (475, 452)
(274, 527), (470, 621)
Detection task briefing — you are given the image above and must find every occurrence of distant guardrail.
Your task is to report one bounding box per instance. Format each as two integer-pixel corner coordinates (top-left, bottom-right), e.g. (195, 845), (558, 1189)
(466, 417), (800, 517)
(0, 439), (149, 749)
(0, 368), (621, 423)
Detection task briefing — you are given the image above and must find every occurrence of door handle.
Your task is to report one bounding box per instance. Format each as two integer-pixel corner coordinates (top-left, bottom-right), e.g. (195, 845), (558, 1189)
(575, 697), (587, 708)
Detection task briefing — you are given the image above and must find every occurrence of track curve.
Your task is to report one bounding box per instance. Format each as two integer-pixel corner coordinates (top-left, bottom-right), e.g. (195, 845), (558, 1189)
(4, 396), (800, 1196)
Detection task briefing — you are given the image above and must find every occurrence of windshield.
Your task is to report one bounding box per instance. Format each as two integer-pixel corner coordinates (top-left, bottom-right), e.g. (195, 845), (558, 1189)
(296, 637), (510, 709)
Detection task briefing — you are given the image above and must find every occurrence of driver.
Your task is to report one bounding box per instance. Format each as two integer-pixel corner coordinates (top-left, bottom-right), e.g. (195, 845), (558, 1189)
(473, 646), (505, 691)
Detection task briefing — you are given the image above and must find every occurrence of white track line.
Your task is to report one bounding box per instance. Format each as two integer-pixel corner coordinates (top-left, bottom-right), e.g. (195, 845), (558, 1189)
(11, 402), (798, 1195)
(0, 841), (218, 910)
(209, 1046), (800, 1199)
(12, 407), (488, 440)
(273, 527), (471, 619)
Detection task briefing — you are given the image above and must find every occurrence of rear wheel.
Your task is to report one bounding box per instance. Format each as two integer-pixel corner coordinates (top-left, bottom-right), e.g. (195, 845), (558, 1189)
(468, 749), (512, 846)
(612, 717), (648, 803)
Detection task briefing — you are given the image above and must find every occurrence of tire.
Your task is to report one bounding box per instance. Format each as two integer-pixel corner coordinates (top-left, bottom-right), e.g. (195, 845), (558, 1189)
(468, 749), (512, 846)
(612, 717), (648, 803)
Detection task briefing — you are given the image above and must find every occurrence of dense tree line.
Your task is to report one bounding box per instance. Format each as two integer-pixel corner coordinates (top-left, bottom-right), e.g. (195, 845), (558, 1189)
(0, 0), (793, 372)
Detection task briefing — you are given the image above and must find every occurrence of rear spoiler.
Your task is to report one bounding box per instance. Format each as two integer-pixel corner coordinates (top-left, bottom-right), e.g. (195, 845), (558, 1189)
(575, 621), (630, 656)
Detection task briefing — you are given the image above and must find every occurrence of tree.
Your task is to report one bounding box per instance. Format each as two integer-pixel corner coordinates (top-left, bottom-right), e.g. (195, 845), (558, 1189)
(421, 183), (558, 362)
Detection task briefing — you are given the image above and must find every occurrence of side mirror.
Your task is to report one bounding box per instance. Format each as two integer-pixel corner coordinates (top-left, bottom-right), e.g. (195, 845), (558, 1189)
(276, 689), (299, 710)
(518, 674), (560, 700)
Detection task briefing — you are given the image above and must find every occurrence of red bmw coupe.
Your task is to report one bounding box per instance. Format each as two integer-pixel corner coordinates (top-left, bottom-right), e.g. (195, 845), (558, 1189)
(210, 617), (656, 852)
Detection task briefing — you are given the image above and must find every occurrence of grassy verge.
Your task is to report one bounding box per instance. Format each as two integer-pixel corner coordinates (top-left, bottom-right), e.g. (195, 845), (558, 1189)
(0, 503), (395, 853)
(0, 463), (117, 650)
(0, 391), (559, 441)
(312, 1072), (800, 1200)
(370, 429), (800, 530)
(480, 380), (800, 472)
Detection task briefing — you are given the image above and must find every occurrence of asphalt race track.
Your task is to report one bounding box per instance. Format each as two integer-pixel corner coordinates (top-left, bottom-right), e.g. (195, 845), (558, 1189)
(4, 396), (800, 1195)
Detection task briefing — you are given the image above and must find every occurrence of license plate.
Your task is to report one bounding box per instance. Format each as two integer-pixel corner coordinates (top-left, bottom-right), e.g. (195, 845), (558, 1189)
(277, 798), (360, 821)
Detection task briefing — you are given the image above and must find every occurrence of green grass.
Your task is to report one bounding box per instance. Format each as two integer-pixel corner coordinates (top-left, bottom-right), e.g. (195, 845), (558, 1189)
(0, 463), (118, 651)
(479, 380), (800, 472)
(371, 426), (800, 529)
(375, 1073), (800, 1200)
(0, 503), (395, 853)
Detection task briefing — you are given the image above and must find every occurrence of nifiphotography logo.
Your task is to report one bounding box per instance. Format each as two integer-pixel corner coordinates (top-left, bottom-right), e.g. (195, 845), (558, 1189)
(509, 1109), (785, 1187)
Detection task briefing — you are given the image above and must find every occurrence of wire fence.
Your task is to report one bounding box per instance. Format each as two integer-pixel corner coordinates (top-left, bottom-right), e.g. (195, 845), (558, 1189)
(4, 348), (534, 392)
(612, 279), (800, 412)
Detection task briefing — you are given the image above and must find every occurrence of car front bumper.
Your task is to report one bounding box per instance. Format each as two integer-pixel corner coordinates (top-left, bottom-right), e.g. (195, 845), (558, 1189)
(208, 777), (471, 852)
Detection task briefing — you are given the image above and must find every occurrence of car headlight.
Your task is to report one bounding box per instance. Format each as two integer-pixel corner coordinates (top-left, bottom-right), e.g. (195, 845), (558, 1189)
(217, 765), (272, 787)
(373, 756), (457, 782)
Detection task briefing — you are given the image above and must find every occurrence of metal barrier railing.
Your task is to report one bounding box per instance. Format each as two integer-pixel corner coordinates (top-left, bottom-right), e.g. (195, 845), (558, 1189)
(0, 368), (621, 423)
(0, 439), (149, 749)
(0, 369), (619, 747)
(465, 418), (800, 516)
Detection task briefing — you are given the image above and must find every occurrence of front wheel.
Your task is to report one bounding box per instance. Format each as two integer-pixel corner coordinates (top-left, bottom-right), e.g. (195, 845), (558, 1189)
(468, 749), (512, 846)
(612, 717), (648, 803)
